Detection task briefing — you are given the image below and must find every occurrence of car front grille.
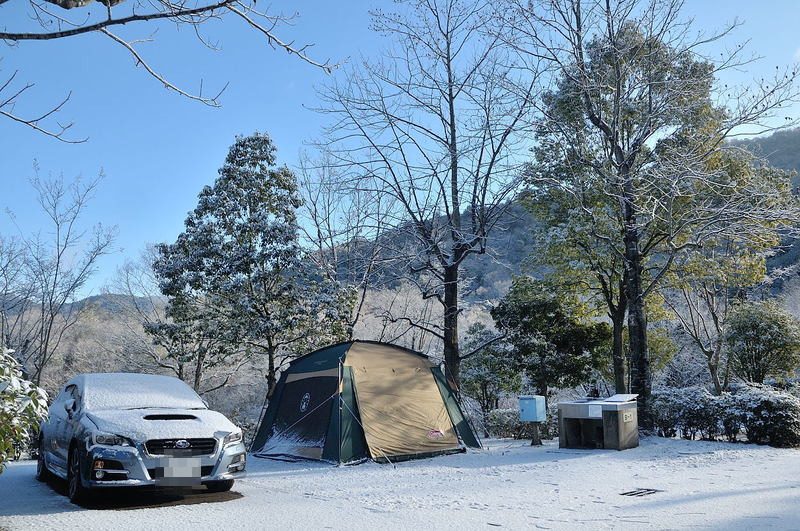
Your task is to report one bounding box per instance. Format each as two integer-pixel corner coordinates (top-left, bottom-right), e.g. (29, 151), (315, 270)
(145, 438), (217, 456)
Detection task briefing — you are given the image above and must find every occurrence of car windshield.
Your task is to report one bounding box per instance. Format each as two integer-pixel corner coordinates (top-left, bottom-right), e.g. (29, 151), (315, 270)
(82, 373), (206, 411)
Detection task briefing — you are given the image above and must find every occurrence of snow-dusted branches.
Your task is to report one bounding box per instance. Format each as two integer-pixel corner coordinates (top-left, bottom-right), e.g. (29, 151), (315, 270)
(505, 0), (800, 424)
(3, 172), (117, 385)
(316, 0), (541, 383)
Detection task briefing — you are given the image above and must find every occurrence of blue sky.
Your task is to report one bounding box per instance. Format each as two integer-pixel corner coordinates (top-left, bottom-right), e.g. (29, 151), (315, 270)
(1, 0), (799, 297)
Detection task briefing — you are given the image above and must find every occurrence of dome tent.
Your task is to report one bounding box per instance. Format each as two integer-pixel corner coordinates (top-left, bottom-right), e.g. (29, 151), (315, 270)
(251, 340), (481, 464)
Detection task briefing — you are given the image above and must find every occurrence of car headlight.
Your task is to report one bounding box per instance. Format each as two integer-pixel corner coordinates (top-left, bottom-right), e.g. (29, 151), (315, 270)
(92, 432), (131, 446)
(223, 430), (242, 446)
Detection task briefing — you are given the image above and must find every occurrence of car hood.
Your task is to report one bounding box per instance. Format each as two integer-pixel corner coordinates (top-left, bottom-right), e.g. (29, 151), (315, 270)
(85, 408), (238, 441)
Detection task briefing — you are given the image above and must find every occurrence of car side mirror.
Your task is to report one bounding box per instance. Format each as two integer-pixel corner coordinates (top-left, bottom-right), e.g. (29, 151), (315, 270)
(64, 399), (76, 418)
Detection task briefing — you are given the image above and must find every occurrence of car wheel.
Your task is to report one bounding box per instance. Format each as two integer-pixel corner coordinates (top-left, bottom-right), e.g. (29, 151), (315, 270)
(205, 479), (234, 493)
(67, 446), (90, 504)
(35, 439), (51, 482)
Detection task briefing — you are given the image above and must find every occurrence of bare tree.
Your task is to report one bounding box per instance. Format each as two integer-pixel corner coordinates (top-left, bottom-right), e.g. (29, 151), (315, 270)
(297, 150), (392, 337)
(0, 0), (340, 141)
(0, 236), (34, 355)
(318, 0), (538, 387)
(501, 0), (800, 424)
(5, 172), (117, 384)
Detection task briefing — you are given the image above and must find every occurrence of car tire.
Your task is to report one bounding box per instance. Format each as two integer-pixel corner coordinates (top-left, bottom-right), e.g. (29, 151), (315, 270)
(206, 479), (234, 493)
(35, 439), (51, 482)
(67, 446), (90, 505)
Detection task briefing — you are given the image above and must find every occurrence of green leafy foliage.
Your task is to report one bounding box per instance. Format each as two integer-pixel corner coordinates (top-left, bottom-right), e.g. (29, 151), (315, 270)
(725, 301), (800, 384)
(460, 324), (522, 424)
(0, 348), (48, 471)
(490, 276), (611, 399)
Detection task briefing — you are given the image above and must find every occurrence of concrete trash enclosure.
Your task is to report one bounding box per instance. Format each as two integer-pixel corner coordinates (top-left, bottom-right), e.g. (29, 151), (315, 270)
(557, 394), (639, 450)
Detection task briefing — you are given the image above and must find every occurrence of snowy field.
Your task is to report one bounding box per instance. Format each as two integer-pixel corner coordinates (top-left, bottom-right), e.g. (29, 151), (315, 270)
(1, 437), (798, 530)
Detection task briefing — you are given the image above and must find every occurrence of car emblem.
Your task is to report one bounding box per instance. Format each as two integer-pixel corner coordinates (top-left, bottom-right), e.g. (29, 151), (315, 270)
(175, 439), (191, 449)
(300, 393), (311, 413)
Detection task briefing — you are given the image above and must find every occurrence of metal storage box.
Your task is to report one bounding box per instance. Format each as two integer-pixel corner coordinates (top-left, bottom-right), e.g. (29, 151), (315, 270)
(557, 394), (639, 450)
(518, 395), (546, 422)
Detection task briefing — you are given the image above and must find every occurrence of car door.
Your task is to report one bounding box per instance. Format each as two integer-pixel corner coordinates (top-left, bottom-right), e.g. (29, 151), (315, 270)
(54, 384), (81, 462)
(44, 386), (70, 470)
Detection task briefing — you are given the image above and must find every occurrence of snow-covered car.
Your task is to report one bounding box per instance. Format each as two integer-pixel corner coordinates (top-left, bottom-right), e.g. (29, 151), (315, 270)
(35, 373), (246, 504)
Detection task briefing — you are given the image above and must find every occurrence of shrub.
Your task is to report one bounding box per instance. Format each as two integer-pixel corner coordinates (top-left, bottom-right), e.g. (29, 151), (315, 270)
(486, 409), (526, 438)
(651, 385), (800, 448)
(651, 387), (721, 440)
(732, 386), (800, 448)
(485, 406), (558, 440)
(1, 348), (49, 471)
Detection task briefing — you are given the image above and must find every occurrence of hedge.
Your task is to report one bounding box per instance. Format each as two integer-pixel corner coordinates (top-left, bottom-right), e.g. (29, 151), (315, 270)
(651, 385), (800, 448)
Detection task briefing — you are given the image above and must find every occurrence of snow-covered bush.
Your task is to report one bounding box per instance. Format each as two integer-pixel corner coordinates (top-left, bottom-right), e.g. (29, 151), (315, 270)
(732, 386), (800, 448)
(485, 409), (522, 438)
(717, 392), (746, 443)
(651, 385), (800, 447)
(485, 405), (559, 440)
(0, 348), (48, 471)
(651, 387), (721, 440)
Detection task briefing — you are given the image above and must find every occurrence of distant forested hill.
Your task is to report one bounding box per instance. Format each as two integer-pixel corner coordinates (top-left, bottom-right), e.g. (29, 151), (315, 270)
(732, 128), (800, 284)
(731, 127), (800, 186)
(365, 129), (800, 301)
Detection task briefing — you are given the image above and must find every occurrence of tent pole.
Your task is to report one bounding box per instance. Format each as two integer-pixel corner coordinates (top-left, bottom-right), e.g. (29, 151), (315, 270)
(338, 357), (343, 465)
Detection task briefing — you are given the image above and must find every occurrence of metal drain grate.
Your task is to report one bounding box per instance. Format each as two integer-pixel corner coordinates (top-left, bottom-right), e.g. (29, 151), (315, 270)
(620, 488), (661, 497)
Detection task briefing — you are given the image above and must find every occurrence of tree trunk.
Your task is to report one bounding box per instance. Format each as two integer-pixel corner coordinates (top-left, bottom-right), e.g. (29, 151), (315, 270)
(707, 345), (723, 395)
(530, 423), (542, 446)
(193, 350), (204, 392)
(267, 346), (277, 396)
(625, 233), (651, 428)
(443, 265), (460, 389)
(611, 310), (627, 394)
(622, 174), (651, 428)
(536, 372), (548, 408)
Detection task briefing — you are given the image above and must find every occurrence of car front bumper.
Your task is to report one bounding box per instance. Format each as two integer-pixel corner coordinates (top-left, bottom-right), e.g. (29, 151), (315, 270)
(81, 440), (247, 488)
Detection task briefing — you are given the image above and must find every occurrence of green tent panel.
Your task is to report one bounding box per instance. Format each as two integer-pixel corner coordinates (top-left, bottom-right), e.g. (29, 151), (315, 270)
(251, 340), (481, 464)
(432, 367), (482, 449)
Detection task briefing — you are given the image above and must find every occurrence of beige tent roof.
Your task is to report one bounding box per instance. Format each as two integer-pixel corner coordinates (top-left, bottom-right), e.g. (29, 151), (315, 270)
(344, 342), (461, 457)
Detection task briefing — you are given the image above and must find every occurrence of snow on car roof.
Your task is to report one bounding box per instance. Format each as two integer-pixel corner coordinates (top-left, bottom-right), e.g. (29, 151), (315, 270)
(72, 373), (206, 411)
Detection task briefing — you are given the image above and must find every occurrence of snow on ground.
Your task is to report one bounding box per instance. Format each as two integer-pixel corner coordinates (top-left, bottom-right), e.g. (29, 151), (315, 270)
(1, 437), (799, 530)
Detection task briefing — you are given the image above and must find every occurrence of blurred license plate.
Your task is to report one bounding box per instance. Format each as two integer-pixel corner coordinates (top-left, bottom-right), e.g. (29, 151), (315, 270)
(155, 457), (201, 485)
(163, 457), (200, 478)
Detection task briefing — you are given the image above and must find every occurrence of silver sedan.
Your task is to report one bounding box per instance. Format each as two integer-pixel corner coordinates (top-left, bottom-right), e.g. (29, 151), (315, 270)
(36, 373), (246, 504)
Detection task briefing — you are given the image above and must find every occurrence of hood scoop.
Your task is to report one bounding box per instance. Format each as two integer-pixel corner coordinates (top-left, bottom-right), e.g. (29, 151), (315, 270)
(143, 414), (197, 421)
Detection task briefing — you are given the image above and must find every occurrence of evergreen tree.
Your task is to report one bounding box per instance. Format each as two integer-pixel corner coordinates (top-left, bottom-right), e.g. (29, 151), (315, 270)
(154, 133), (353, 394)
(491, 277), (610, 402)
(725, 301), (800, 384)
(460, 324), (522, 434)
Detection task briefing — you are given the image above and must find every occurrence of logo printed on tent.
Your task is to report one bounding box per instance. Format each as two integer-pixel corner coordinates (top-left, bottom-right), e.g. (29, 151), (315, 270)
(300, 393), (311, 412)
(427, 429), (445, 439)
